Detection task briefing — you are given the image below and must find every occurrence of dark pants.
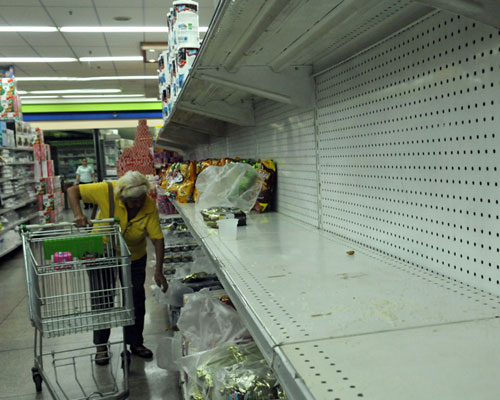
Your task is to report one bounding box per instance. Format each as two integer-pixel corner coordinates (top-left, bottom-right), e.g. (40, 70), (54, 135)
(91, 255), (147, 347)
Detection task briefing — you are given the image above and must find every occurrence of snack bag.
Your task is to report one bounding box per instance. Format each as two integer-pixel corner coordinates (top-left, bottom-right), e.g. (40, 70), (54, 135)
(253, 160), (277, 213)
(177, 161), (196, 203)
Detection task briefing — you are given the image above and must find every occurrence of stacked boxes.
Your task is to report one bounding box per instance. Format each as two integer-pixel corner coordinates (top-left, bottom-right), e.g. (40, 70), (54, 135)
(34, 135), (63, 223)
(159, 1), (200, 121)
(117, 120), (155, 177)
(0, 77), (22, 120)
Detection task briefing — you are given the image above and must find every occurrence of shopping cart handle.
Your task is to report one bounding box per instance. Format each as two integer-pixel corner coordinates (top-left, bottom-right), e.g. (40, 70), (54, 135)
(21, 218), (120, 231)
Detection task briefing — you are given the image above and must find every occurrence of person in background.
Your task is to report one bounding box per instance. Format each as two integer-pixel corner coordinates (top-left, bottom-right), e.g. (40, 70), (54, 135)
(68, 170), (168, 365)
(74, 157), (96, 209)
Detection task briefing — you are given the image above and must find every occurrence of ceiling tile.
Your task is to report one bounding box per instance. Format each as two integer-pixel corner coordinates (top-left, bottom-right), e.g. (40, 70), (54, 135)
(42, 0), (93, 6)
(0, 0), (40, 5)
(15, 64), (58, 75)
(103, 31), (144, 47)
(144, 8), (168, 26)
(114, 61), (145, 73)
(0, 33), (27, 47)
(0, 6), (54, 25)
(45, 6), (98, 26)
(34, 46), (75, 57)
(96, 7), (144, 25)
(94, 0), (143, 8)
(63, 32), (107, 47)
(0, 46), (38, 57)
(71, 46), (111, 58)
(144, 32), (169, 42)
(108, 46), (144, 57)
(19, 32), (68, 47)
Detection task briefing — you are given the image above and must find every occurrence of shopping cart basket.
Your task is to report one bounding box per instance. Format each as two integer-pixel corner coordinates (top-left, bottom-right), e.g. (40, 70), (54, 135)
(21, 219), (134, 400)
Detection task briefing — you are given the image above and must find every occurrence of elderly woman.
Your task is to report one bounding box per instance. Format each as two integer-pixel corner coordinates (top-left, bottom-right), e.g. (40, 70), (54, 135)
(68, 170), (168, 364)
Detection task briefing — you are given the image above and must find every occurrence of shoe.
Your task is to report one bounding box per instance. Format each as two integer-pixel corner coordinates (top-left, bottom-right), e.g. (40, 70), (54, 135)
(95, 345), (110, 366)
(130, 345), (153, 359)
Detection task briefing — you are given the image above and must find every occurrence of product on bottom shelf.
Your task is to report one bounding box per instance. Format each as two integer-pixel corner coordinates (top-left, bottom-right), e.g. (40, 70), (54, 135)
(170, 289), (286, 400)
(253, 160), (277, 213)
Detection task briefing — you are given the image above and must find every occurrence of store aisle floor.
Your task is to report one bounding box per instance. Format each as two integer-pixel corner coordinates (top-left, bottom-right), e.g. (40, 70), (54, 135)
(0, 242), (181, 400)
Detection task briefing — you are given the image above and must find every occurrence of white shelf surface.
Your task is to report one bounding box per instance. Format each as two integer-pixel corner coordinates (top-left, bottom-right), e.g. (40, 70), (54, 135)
(0, 212), (38, 238)
(0, 239), (22, 258)
(0, 146), (33, 152)
(0, 198), (37, 215)
(174, 202), (500, 400)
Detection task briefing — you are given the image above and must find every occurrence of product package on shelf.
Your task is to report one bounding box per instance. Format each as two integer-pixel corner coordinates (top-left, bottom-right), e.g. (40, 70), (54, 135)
(159, 1), (200, 121)
(0, 77), (22, 121)
(0, 123), (14, 147)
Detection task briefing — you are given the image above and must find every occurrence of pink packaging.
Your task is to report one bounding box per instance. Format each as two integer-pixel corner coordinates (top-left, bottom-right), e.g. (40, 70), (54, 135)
(54, 251), (73, 270)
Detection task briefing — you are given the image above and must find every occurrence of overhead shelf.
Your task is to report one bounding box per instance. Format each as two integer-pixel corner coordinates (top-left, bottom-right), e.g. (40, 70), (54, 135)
(157, 0), (435, 148)
(156, 0), (500, 150)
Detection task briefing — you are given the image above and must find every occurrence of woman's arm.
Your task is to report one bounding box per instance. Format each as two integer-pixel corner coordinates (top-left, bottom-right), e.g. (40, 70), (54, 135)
(151, 238), (168, 292)
(68, 185), (91, 226)
(74, 173), (80, 185)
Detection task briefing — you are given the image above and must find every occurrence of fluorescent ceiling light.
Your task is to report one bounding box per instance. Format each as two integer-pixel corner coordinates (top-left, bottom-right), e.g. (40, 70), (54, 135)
(61, 26), (208, 33)
(29, 89), (121, 94)
(16, 75), (157, 82)
(21, 97), (160, 104)
(0, 26), (58, 32)
(20, 95), (59, 99)
(0, 57), (76, 63)
(18, 90), (28, 95)
(79, 56), (143, 62)
(62, 94), (144, 98)
(61, 26), (169, 33)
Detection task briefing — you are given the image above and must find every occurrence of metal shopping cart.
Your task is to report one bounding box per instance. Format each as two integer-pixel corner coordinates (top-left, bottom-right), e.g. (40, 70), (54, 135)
(21, 219), (134, 400)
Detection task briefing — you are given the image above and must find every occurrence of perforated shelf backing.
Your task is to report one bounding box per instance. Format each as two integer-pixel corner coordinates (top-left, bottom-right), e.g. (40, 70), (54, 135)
(316, 11), (500, 296)
(198, 101), (320, 228)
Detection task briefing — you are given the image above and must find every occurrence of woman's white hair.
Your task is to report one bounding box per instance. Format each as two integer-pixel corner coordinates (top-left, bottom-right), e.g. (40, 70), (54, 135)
(115, 170), (151, 200)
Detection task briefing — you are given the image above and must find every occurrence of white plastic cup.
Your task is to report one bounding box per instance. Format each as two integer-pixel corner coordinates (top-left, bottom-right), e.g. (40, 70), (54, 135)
(217, 218), (238, 240)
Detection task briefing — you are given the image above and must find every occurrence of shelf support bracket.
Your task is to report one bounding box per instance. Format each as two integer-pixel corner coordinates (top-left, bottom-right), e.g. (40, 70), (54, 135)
(196, 66), (314, 108)
(178, 99), (255, 126)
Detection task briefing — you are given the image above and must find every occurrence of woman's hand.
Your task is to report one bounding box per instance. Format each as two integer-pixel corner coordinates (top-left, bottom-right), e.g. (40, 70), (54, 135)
(74, 214), (92, 227)
(154, 268), (168, 293)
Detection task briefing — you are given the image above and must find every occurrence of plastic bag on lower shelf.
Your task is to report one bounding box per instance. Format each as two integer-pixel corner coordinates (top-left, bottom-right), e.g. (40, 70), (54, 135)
(179, 342), (286, 400)
(166, 279), (195, 307)
(177, 288), (248, 352)
(156, 333), (182, 371)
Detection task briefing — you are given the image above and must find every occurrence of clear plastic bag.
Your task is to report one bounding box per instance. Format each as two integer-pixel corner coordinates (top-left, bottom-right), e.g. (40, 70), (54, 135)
(165, 279), (195, 307)
(177, 288), (248, 352)
(195, 164), (263, 213)
(156, 333), (182, 371)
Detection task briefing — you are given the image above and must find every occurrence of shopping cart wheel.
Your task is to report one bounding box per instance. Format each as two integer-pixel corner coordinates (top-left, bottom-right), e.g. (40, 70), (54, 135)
(121, 350), (131, 370)
(31, 367), (42, 392)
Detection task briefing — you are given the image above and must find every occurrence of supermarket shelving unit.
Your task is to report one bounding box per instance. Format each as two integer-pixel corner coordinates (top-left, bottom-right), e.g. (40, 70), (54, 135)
(158, 1), (500, 399)
(0, 147), (38, 257)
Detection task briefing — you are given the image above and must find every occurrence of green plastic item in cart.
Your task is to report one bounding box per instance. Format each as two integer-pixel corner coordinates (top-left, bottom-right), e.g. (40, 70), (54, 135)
(43, 235), (104, 260)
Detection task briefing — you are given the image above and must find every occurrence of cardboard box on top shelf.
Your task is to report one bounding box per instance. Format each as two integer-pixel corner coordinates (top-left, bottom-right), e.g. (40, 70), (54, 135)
(0, 78), (16, 96)
(0, 112), (21, 120)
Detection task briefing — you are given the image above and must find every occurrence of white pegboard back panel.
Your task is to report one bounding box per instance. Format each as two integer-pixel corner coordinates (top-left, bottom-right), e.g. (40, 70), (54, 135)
(316, 11), (500, 295)
(196, 101), (320, 227)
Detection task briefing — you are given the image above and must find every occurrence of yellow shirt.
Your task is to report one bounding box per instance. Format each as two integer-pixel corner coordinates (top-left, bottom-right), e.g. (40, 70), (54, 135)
(80, 181), (163, 261)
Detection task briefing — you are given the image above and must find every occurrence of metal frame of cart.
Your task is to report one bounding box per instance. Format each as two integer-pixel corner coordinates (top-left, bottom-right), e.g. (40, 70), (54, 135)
(21, 219), (134, 400)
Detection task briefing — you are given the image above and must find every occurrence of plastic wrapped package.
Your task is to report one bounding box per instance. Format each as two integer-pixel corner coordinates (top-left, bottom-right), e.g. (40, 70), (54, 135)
(157, 334), (182, 371)
(195, 164), (263, 213)
(165, 278), (195, 307)
(179, 342), (284, 400)
(177, 288), (248, 352)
